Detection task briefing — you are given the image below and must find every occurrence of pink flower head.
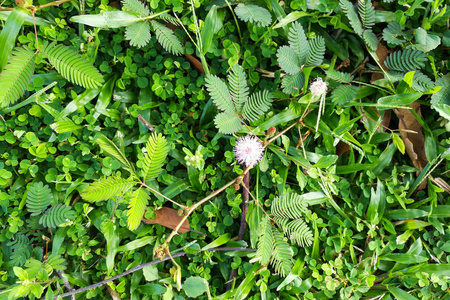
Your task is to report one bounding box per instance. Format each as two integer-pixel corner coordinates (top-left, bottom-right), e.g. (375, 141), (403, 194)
(234, 135), (264, 167)
(310, 77), (328, 97)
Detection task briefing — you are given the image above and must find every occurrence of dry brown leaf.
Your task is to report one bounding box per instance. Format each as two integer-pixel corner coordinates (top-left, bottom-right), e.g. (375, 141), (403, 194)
(142, 207), (190, 233)
(336, 141), (351, 156)
(184, 53), (205, 74)
(371, 43), (389, 82)
(394, 102), (428, 190)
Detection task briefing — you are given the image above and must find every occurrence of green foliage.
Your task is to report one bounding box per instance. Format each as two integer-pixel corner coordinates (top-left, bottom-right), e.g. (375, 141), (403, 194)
(288, 22), (309, 65)
(234, 4), (272, 27)
(241, 90), (273, 122)
(0, 47), (35, 108)
(127, 188), (149, 231)
(39, 204), (74, 228)
(326, 70), (354, 83)
(81, 177), (136, 202)
(228, 64), (249, 112)
(41, 42), (104, 88)
(150, 20), (183, 55)
(1, 0), (450, 298)
(125, 22), (151, 48)
(26, 182), (53, 216)
(385, 49), (427, 72)
(339, 0), (363, 35)
(122, 0), (150, 17)
(382, 22), (406, 45)
(205, 65), (273, 134)
(358, 0), (375, 29)
(331, 85), (358, 105)
(276, 21), (325, 94)
(142, 133), (170, 180)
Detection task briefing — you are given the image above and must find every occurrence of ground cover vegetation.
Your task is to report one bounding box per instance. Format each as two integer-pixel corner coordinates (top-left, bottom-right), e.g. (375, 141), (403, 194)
(0, 0), (450, 298)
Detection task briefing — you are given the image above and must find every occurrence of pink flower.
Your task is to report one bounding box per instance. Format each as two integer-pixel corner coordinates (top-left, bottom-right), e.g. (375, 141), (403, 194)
(234, 135), (265, 167)
(310, 77), (328, 97)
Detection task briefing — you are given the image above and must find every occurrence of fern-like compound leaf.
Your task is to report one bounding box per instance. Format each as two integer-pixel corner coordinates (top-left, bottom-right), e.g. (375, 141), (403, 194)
(339, 0), (363, 35)
(234, 4), (272, 27)
(288, 22), (309, 64)
(276, 46), (301, 75)
(127, 188), (149, 231)
(388, 71), (435, 93)
(284, 219), (314, 247)
(97, 134), (137, 176)
(358, 0), (375, 29)
(281, 72), (305, 94)
(214, 112), (243, 134)
(26, 182), (53, 216)
(41, 42), (104, 88)
(228, 64), (249, 112)
(431, 74), (450, 106)
(81, 177), (136, 202)
(363, 29), (378, 51)
(0, 47), (35, 108)
(122, 0), (149, 17)
(151, 20), (183, 55)
(39, 204), (75, 228)
(382, 22), (405, 45)
(158, 13), (180, 25)
(142, 133), (169, 180)
(242, 90), (273, 122)
(272, 193), (309, 220)
(46, 253), (67, 271)
(385, 49), (427, 72)
(271, 227), (293, 276)
(8, 234), (31, 266)
(256, 217), (274, 265)
(326, 70), (354, 83)
(125, 21), (151, 48)
(305, 36), (325, 67)
(205, 75), (235, 114)
(331, 85), (358, 105)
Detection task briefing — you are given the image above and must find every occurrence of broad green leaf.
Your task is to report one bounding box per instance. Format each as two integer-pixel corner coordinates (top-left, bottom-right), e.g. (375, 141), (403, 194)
(56, 88), (100, 120)
(313, 155), (338, 168)
(101, 221), (119, 274)
(182, 277), (207, 298)
(392, 133), (405, 154)
(70, 11), (140, 28)
(202, 233), (231, 251)
(415, 28), (441, 52)
(380, 253), (428, 264)
(0, 7), (28, 71)
(388, 286), (419, 300)
(49, 120), (83, 134)
(273, 11), (310, 29)
(200, 5), (217, 55)
(414, 264), (450, 276)
(366, 180), (386, 225)
(377, 93), (422, 110)
(116, 236), (155, 252)
(143, 265), (159, 282)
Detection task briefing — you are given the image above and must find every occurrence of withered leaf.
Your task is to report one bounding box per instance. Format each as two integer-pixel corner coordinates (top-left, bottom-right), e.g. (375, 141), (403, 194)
(394, 102), (428, 190)
(142, 207), (190, 233)
(371, 43), (389, 83)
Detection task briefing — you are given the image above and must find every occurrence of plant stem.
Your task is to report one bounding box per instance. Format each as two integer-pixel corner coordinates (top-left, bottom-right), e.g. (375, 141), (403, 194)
(227, 171), (250, 291)
(34, 0), (72, 10)
(158, 166), (252, 255)
(238, 171), (249, 240)
(53, 247), (255, 299)
(137, 114), (154, 132)
(140, 182), (188, 210)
